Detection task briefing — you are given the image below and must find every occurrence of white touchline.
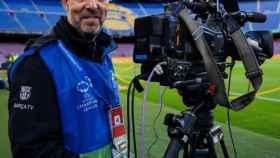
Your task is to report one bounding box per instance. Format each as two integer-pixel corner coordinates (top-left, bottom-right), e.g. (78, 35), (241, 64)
(231, 92), (280, 103)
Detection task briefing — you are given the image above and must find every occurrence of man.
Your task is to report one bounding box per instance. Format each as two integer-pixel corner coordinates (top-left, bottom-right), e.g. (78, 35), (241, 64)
(8, 0), (127, 158)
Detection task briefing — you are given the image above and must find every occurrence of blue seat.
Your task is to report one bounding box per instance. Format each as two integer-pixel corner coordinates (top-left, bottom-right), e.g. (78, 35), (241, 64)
(34, 0), (64, 12)
(6, 0), (36, 11)
(0, 1), (6, 9)
(46, 14), (61, 26)
(0, 12), (22, 32)
(17, 12), (50, 33)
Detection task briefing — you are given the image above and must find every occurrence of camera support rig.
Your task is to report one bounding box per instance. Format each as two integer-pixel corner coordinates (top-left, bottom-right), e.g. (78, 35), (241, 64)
(130, 0), (274, 158)
(163, 101), (229, 158)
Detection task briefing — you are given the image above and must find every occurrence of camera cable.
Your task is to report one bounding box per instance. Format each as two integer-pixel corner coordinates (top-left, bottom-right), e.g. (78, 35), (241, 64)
(131, 81), (138, 158)
(140, 62), (167, 158)
(127, 75), (143, 158)
(147, 86), (167, 158)
(227, 59), (238, 158)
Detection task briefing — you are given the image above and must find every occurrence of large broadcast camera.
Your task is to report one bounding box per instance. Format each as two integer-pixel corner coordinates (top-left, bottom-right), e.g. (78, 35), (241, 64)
(128, 0), (274, 158)
(133, 0), (273, 110)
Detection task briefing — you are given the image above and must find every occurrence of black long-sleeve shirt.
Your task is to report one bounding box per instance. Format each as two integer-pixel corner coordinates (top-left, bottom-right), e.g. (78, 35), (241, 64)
(8, 53), (78, 158)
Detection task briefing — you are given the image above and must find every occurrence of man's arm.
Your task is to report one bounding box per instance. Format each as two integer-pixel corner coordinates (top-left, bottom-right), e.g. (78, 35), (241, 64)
(8, 54), (78, 158)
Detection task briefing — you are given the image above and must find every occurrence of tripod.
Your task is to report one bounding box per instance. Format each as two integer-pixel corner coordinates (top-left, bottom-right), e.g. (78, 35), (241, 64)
(163, 101), (230, 158)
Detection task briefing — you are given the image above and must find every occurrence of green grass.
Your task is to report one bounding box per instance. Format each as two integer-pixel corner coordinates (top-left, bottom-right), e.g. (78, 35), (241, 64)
(118, 93), (280, 158)
(114, 57), (280, 140)
(0, 90), (11, 157)
(0, 57), (280, 157)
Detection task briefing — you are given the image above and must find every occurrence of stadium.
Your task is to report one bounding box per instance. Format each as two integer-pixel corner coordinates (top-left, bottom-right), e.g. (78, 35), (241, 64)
(0, 0), (280, 157)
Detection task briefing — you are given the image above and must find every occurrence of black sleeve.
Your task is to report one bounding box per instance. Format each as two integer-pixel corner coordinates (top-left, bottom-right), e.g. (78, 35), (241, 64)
(8, 53), (78, 158)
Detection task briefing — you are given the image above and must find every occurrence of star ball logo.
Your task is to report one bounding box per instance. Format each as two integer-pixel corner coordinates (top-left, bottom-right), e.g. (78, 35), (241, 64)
(76, 76), (93, 94)
(20, 86), (32, 101)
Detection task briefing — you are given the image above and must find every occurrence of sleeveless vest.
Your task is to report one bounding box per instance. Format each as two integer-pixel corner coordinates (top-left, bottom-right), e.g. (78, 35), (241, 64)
(10, 40), (120, 155)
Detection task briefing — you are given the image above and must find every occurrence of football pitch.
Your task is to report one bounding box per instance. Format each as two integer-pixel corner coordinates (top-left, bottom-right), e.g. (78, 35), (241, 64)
(0, 57), (280, 157)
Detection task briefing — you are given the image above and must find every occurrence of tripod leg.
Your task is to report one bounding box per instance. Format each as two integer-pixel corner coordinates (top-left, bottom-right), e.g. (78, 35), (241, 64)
(206, 134), (218, 158)
(220, 139), (230, 158)
(183, 142), (190, 158)
(163, 139), (182, 158)
(189, 133), (200, 158)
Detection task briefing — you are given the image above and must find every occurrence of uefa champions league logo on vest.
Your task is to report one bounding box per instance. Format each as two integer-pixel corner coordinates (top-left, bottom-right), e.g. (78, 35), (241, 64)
(76, 76), (93, 99)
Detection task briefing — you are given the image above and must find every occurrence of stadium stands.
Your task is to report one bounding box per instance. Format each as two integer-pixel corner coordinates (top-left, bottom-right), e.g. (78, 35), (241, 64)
(33, 0), (64, 12)
(5, 0), (36, 11)
(0, 12), (22, 32)
(0, 0), (279, 36)
(16, 12), (50, 33)
(118, 2), (146, 17)
(0, 0), (6, 9)
(46, 14), (61, 26)
(141, 3), (164, 15)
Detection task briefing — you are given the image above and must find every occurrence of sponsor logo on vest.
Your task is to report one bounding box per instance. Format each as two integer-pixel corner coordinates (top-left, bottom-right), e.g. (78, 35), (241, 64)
(20, 86), (32, 101)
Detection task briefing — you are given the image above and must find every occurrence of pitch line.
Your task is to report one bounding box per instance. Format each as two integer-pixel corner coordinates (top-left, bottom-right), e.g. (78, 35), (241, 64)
(231, 92), (280, 103)
(256, 86), (280, 96)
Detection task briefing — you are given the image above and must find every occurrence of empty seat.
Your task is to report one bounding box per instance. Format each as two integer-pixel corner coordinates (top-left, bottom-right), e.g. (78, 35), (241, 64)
(0, 12), (22, 32)
(6, 0), (36, 11)
(0, 0), (6, 9)
(34, 0), (64, 12)
(17, 12), (49, 33)
(46, 14), (61, 26)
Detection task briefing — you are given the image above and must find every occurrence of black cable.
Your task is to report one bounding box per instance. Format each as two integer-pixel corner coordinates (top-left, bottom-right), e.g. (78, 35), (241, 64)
(127, 75), (142, 158)
(131, 82), (138, 158)
(227, 60), (238, 158)
(126, 79), (134, 158)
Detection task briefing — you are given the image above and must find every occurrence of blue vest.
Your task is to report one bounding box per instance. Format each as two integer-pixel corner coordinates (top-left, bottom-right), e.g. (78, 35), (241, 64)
(10, 39), (120, 155)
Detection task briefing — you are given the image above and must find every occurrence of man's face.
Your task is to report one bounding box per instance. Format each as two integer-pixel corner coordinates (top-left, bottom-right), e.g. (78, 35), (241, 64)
(62, 0), (108, 33)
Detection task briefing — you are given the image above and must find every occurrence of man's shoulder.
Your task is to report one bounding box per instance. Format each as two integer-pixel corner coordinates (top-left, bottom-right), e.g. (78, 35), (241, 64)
(25, 33), (58, 51)
(8, 35), (58, 83)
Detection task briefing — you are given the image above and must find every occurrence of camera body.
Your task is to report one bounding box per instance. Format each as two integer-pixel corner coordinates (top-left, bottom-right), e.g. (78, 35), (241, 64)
(133, 1), (273, 87)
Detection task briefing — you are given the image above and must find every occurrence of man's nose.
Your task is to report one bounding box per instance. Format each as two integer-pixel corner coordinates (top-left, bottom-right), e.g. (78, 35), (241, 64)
(86, 0), (98, 9)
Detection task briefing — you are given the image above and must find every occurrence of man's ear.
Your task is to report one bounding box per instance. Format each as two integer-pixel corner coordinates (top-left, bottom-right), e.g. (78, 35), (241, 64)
(61, 0), (69, 11)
